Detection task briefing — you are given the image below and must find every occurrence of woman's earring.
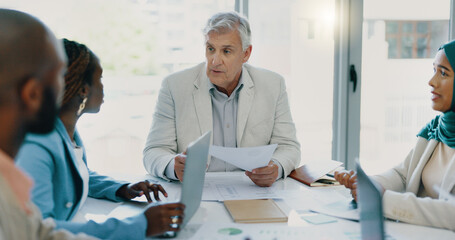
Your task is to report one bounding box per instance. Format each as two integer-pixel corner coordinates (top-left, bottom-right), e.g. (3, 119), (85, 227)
(77, 97), (88, 116)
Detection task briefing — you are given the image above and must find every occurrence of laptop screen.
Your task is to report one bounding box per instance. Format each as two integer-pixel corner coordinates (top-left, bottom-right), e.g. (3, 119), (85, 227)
(180, 131), (211, 227)
(356, 160), (385, 240)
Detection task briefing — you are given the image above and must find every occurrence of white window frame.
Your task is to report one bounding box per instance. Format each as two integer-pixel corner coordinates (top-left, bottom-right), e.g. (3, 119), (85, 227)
(340, 0), (455, 170)
(243, 0), (455, 170)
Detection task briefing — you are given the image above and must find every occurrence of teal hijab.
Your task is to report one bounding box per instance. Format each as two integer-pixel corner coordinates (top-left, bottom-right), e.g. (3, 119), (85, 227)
(417, 40), (455, 148)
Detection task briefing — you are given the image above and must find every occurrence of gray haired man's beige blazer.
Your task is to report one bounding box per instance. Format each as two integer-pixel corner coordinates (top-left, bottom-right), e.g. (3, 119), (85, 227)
(143, 62), (300, 180)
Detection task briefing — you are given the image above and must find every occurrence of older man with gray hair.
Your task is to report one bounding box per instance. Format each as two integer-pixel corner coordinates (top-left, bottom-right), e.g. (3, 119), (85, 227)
(143, 11), (300, 187)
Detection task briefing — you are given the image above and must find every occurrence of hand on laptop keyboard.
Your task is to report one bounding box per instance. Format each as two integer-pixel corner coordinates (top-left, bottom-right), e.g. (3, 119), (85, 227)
(144, 202), (185, 237)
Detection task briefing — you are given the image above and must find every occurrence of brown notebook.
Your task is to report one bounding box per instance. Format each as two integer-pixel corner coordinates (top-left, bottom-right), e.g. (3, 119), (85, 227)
(223, 199), (287, 223)
(289, 160), (343, 187)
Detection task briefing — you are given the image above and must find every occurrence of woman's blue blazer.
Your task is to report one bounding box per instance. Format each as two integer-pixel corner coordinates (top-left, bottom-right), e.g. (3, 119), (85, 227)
(16, 118), (147, 240)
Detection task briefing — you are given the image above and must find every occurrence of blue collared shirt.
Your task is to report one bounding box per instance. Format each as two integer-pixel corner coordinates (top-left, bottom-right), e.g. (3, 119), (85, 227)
(207, 76), (244, 172)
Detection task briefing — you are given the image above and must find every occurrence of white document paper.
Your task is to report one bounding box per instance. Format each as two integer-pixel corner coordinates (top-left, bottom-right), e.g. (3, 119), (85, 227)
(209, 144), (278, 171)
(307, 187), (360, 221)
(189, 222), (361, 240)
(202, 172), (281, 201)
(310, 198), (360, 221)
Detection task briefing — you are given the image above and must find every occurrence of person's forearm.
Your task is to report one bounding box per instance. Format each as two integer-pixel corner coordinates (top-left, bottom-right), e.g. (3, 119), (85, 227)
(164, 159), (178, 180)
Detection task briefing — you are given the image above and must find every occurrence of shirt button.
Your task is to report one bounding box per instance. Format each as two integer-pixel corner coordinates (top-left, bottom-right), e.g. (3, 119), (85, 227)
(226, 124), (230, 128)
(65, 202), (73, 208)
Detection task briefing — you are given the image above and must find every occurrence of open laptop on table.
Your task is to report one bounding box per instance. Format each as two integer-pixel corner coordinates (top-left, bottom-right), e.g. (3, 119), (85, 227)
(356, 159), (385, 240)
(161, 131), (211, 238)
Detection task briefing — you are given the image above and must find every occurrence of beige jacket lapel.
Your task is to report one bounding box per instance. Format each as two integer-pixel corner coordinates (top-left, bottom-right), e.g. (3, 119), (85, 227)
(236, 66), (255, 146)
(192, 66), (213, 166)
(408, 140), (438, 193)
(440, 150), (455, 199)
(192, 67), (213, 137)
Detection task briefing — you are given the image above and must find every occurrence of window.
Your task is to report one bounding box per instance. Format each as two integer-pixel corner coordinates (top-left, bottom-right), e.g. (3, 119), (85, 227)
(385, 20), (449, 59)
(5, 0), (336, 173)
(248, 0), (335, 165)
(8, 0), (452, 176)
(4, 0), (234, 175)
(359, 0), (450, 174)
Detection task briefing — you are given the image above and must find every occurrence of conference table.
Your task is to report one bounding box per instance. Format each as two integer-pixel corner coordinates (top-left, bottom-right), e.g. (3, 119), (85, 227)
(74, 172), (455, 239)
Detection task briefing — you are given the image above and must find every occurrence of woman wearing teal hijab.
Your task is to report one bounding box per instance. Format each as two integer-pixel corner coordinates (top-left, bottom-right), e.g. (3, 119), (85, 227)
(335, 40), (455, 230)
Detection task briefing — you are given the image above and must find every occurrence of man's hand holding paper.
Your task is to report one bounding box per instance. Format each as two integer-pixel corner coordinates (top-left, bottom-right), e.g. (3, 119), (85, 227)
(245, 161), (279, 187)
(209, 144), (279, 187)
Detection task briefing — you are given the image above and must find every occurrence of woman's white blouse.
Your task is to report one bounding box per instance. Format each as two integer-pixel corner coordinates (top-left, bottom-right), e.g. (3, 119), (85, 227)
(73, 145), (89, 211)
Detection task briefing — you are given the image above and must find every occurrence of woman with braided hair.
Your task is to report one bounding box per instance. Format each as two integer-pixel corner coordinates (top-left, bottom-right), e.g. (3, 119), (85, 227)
(60, 38), (103, 116)
(16, 39), (185, 239)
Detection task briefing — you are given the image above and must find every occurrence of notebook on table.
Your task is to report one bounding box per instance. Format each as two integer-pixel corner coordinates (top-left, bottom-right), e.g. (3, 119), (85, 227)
(223, 199), (287, 223)
(289, 160), (343, 186)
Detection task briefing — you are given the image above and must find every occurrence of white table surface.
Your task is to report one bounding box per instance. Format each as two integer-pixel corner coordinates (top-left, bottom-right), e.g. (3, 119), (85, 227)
(75, 172), (455, 240)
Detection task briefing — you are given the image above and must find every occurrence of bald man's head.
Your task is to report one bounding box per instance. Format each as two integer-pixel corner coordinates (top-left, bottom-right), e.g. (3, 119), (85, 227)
(0, 9), (66, 141)
(0, 9), (66, 106)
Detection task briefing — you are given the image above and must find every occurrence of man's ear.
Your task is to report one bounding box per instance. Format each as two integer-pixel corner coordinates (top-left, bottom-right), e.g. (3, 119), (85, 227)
(20, 78), (43, 116)
(243, 45), (252, 63)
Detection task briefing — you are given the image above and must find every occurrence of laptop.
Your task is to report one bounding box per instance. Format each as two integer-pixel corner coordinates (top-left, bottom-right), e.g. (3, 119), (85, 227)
(163, 131), (211, 237)
(356, 159), (385, 240)
(180, 131), (211, 226)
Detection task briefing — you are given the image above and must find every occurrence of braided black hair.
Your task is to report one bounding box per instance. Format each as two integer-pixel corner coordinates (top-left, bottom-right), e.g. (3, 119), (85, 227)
(61, 38), (96, 107)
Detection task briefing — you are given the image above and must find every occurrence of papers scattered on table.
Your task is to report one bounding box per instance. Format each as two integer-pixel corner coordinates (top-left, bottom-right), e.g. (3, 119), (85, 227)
(209, 144), (278, 171)
(188, 223), (318, 240)
(126, 172), (281, 202)
(310, 199), (359, 221)
(188, 222), (362, 240)
(285, 186), (360, 221)
(298, 210), (338, 225)
(202, 172), (281, 201)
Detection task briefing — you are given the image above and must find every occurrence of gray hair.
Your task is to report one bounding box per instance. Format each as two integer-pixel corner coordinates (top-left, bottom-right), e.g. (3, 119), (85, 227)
(203, 11), (251, 51)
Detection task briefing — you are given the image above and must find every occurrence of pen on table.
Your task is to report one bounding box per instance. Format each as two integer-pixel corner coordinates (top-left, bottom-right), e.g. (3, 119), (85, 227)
(326, 173), (335, 178)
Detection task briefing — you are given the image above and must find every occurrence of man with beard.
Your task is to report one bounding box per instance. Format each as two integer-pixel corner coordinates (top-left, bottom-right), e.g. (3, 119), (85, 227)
(0, 9), (95, 239)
